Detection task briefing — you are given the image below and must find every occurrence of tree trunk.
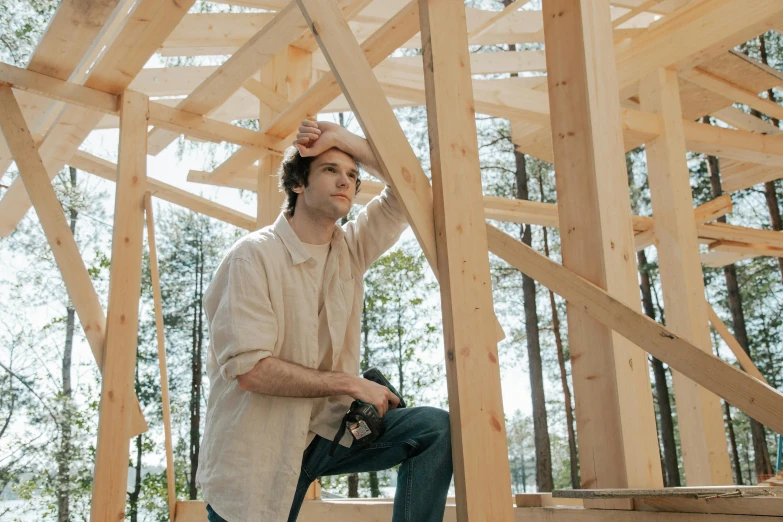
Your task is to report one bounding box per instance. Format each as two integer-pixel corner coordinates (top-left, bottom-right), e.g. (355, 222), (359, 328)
(128, 434), (143, 522)
(536, 172), (579, 489)
(347, 473), (359, 497)
(57, 167), (78, 522)
(637, 250), (681, 487)
(722, 392), (744, 485)
(189, 236), (205, 500)
(705, 138), (773, 479)
(513, 150), (553, 492)
(368, 471), (380, 498)
(758, 34), (783, 287)
(360, 299), (381, 497)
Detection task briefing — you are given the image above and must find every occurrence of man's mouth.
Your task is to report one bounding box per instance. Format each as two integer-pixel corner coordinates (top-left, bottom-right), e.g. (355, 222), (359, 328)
(333, 194), (349, 201)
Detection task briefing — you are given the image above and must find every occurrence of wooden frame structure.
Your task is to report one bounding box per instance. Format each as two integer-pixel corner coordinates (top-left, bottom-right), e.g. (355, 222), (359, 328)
(2, 0), (783, 520)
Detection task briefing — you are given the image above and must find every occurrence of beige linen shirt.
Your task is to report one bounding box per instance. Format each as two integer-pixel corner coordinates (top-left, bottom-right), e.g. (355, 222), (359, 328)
(197, 186), (408, 521)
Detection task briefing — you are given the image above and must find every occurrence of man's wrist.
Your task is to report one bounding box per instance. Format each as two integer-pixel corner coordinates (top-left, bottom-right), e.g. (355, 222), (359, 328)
(325, 371), (359, 397)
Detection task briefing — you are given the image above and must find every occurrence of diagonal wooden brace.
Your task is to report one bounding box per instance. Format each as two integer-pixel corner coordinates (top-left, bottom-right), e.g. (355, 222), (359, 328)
(0, 85), (147, 437)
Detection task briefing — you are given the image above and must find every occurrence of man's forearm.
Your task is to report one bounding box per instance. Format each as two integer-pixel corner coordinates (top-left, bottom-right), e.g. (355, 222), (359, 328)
(237, 356), (357, 398)
(336, 131), (388, 184)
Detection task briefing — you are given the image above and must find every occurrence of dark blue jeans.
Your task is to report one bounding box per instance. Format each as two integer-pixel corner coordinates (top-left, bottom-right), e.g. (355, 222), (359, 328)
(207, 406), (453, 522)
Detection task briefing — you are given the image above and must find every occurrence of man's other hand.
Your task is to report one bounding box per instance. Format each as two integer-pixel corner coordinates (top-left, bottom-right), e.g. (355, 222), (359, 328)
(351, 377), (401, 418)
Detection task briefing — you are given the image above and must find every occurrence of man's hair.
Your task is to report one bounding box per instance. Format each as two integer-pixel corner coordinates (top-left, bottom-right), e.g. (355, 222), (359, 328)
(278, 146), (362, 216)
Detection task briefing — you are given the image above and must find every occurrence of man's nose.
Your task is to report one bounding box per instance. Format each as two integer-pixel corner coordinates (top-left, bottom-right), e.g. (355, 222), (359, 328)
(337, 172), (350, 188)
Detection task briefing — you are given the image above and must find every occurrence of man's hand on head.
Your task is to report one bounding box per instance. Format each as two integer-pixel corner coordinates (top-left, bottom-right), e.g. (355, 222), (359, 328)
(294, 120), (346, 157)
(294, 119), (387, 183)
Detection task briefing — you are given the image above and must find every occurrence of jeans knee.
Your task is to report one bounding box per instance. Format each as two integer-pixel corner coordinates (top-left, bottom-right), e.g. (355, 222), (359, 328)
(418, 406), (451, 440)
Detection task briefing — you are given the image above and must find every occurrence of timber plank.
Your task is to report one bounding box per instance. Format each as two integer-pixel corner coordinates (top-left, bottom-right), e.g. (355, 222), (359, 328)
(90, 90), (149, 522)
(486, 224), (783, 436)
(418, 0), (513, 519)
(0, 85), (148, 437)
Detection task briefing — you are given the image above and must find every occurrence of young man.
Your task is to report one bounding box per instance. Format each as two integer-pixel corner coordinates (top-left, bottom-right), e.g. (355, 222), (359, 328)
(197, 120), (453, 522)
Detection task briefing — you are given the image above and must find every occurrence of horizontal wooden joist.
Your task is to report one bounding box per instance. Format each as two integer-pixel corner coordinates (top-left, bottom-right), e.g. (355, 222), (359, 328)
(67, 150), (257, 231)
(0, 62), (288, 153)
(372, 67), (783, 168)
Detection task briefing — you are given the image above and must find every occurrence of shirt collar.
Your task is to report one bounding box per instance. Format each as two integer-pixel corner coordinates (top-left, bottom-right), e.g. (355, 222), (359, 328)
(273, 212), (344, 266)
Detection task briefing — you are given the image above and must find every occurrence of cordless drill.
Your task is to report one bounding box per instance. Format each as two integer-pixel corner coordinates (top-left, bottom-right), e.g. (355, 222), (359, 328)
(329, 368), (405, 456)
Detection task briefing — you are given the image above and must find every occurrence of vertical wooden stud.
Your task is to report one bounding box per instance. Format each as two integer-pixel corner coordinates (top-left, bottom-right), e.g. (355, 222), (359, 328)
(542, 0), (663, 497)
(257, 46), (312, 229)
(144, 193), (177, 521)
(640, 67), (732, 485)
(419, 0), (514, 519)
(0, 85), (148, 437)
(90, 89), (149, 522)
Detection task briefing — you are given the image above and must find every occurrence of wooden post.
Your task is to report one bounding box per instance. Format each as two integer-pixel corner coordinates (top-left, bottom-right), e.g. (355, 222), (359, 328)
(639, 67), (733, 486)
(144, 193), (177, 522)
(90, 89), (149, 522)
(542, 0), (663, 495)
(0, 85), (148, 437)
(257, 46), (312, 229)
(419, 0), (513, 520)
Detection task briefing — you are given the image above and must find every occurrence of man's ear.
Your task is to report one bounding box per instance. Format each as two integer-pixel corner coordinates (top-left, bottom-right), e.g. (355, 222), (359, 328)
(292, 183), (304, 194)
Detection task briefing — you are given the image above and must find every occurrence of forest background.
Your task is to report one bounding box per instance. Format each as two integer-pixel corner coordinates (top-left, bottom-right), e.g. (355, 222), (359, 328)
(1, 0), (782, 520)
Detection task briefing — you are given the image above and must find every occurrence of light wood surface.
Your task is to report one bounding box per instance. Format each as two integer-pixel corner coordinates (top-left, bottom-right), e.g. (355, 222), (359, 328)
(144, 193), (177, 522)
(90, 90), (149, 522)
(486, 224), (783, 436)
(640, 67), (732, 485)
(419, 0), (513, 519)
(542, 0), (663, 499)
(0, 85), (148, 437)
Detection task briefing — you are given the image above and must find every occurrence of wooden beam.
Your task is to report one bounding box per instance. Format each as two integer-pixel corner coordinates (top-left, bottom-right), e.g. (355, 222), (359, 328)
(610, 0), (661, 28)
(706, 303), (768, 384)
(0, 61), (288, 156)
(418, 0), (513, 519)
(516, 494), (584, 508)
(147, 0), (370, 155)
(0, 85), (148, 437)
(149, 102), (286, 153)
(0, 62), (119, 115)
(144, 193), (177, 522)
(697, 222), (783, 249)
(90, 90), (149, 522)
(203, 1), (420, 184)
(68, 150), (256, 231)
(634, 496), (783, 516)
(614, 0), (783, 99)
(0, 0), (196, 237)
(467, 0), (533, 38)
(708, 239), (783, 260)
(542, 0), (662, 496)
(640, 67), (732, 485)
(257, 46), (312, 228)
(146, 1), (309, 155)
(486, 224), (783, 436)
(173, 498), (783, 521)
(712, 107), (782, 136)
(682, 68), (783, 123)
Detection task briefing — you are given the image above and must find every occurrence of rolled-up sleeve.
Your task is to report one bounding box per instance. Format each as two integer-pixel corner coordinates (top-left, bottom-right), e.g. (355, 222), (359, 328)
(207, 257), (278, 381)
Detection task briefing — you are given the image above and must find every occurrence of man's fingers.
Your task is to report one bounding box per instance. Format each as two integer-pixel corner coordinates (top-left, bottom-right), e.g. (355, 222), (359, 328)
(299, 124), (321, 134)
(301, 120), (319, 130)
(297, 132), (320, 141)
(388, 392), (401, 409)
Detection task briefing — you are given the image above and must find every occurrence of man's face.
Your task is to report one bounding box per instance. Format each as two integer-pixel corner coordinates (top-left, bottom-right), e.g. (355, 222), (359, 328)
(293, 148), (358, 221)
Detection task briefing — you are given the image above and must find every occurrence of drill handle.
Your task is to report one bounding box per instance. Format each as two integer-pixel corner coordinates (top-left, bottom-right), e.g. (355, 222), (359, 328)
(362, 368), (406, 409)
